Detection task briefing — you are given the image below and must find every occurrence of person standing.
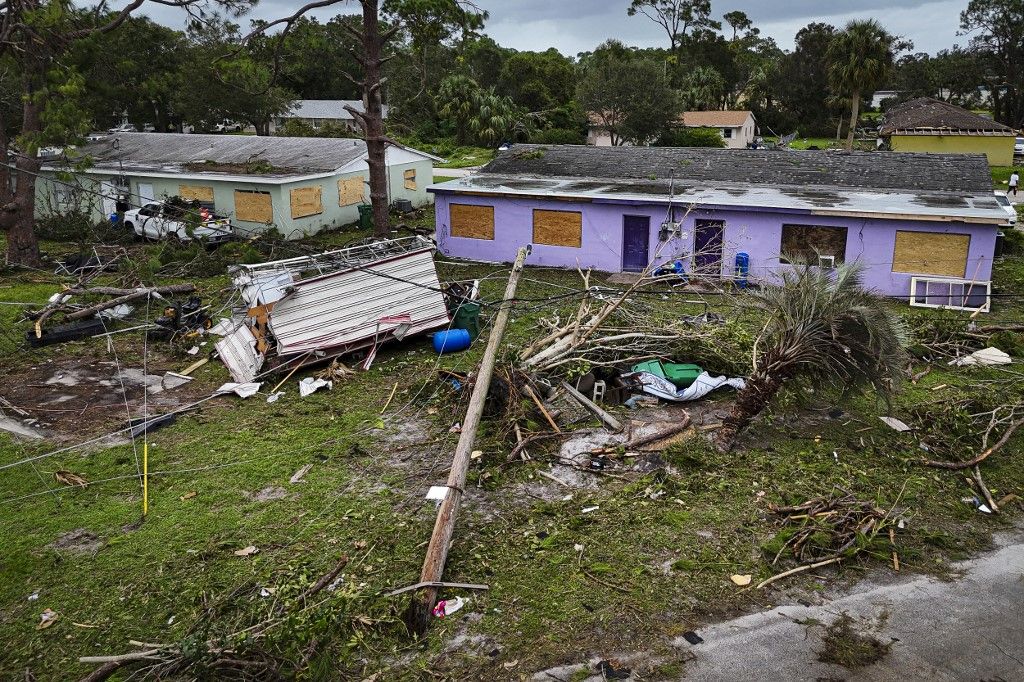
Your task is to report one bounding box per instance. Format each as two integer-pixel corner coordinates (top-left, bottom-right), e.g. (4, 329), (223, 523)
(1010, 170), (1019, 198)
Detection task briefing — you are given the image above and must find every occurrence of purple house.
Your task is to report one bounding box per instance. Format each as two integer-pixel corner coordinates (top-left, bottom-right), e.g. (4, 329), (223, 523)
(429, 145), (1008, 310)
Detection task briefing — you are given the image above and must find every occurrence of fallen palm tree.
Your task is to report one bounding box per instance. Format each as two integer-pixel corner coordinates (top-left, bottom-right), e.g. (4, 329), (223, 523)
(714, 263), (909, 451)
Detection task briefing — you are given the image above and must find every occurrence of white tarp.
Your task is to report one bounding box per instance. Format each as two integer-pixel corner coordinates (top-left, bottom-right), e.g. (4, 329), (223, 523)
(633, 371), (746, 402)
(215, 382), (262, 398)
(950, 347), (1012, 367)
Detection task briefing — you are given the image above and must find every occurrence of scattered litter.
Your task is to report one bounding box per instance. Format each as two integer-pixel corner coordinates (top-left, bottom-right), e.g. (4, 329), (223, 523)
(161, 372), (193, 391)
(630, 371), (745, 402)
(432, 596), (466, 618)
(180, 491), (196, 501)
(950, 347), (1011, 367)
(470, 450), (483, 461)
(449, 422), (462, 433)
(259, 587), (277, 598)
(37, 608), (59, 630)
(581, 505), (599, 514)
(502, 660), (519, 670)
(215, 382), (262, 399)
(574, 543), (585, 553)
(266, 391), (284, 403)
(597, 660), (631, 680)
(167, 615), (175, 625)
(298, 377), (332, 398)
(730, 574), (752, 587)
(27, 592), (38, 602)
(327, 577), (344, 591)
(97, 304), (134, 320)
(233, 545), (259, 557)
(963, 496), (993, 514)
(682, 630), (704, 645)
(624, 394), (659, 409)
(426, 485), (449, 501)
(879, 416), (912, 432)
(289, 464), (314, 484)
(186, 345), (200, 355)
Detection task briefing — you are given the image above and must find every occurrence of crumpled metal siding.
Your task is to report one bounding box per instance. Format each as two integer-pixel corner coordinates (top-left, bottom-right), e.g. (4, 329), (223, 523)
(268, 247), (450, 356)
(214, 324), (264, 383)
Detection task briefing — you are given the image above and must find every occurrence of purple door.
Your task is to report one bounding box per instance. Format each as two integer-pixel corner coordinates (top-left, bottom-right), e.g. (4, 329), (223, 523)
(694, 219), (724, 277)
(622, 216), (650, 272)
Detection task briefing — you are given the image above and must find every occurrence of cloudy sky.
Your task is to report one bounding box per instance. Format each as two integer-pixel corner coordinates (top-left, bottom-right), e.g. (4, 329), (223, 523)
(141, 0), (973, 56)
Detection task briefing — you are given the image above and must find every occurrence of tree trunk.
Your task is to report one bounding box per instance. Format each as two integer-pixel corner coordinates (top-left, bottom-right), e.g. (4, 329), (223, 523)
(845, 89), (860, 151)
(354, 0), (390, 240)
(713, 366), (785, 452)
(5, 97), (43, 267)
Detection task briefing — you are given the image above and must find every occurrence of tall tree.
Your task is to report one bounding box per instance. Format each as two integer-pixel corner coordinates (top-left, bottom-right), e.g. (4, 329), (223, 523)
(680, 65), (726, 110)
(577, 56), (679, 145)
(627, 0), (720, 52)
(723, 9), (753, 41)
(961, 0), (1024, 127)
(496, 49), (575, 112)
(774, 23), (837, 136)
(826, 19), (896, 150)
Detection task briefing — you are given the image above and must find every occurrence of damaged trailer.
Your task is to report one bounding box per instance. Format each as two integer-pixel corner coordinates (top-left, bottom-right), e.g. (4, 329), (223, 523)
(217, 237), (451, 382)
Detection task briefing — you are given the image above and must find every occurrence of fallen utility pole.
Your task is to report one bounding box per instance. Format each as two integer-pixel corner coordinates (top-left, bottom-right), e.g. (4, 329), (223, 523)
(406, 246), (530, 634)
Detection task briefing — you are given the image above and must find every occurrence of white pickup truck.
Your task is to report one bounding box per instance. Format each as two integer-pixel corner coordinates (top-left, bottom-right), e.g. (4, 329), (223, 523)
(123, 201), (234, 244)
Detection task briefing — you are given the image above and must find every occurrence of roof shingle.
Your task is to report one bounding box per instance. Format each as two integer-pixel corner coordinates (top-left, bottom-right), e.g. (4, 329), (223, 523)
(879, 97), (1014, 136)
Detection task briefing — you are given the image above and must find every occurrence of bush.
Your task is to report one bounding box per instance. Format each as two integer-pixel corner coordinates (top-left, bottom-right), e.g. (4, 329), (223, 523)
(530, 128), (586, 145)
(1004, 225), (1024, 256)
(654, 126), (726, 148)
(36, 211), (133, 244)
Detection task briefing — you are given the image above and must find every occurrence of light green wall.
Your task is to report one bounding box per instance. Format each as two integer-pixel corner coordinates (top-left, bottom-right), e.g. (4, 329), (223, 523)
(36, 157), (435, 239)
(890, 134), (1015, 166)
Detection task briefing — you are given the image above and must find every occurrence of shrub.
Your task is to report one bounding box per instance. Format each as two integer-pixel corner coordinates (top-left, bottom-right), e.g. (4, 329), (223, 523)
(654, 126), (726, 148)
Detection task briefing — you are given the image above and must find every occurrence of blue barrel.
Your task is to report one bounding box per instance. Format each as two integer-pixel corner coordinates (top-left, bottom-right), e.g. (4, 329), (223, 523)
(734, 252), (750, 289)
(433, 329), (471, 354)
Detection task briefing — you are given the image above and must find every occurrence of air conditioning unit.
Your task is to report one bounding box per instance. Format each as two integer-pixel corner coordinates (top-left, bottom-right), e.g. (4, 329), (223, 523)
(818, 255), (836, 269)
(659, 221), (681, 242)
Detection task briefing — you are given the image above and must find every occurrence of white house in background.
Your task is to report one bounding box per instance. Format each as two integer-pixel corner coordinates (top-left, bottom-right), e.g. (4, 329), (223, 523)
(271, 100), (390, 134)
(871, 90), (903, 109)
(679, 111), (757, 149)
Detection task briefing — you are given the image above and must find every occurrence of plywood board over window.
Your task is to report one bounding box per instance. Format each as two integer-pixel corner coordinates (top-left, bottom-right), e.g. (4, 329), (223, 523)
(404, 168), (417, 190)
(780, 224), (848, 264)
(893, 230), (970, 278)
(533, 209), (582, 248)
(234, 190), (273, 224)
(338, 177), (365, 206)
(179, 184), (214, 204)
(450, 203), (494, 240)
(289, 186), (323, 219)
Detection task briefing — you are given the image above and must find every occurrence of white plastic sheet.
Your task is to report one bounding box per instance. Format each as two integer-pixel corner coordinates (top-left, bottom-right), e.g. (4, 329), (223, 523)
(950, 347), (1011, 367)
(215, 382), (262, 398)
(633, 371), (745, 402)
(298, 377), (332, 397)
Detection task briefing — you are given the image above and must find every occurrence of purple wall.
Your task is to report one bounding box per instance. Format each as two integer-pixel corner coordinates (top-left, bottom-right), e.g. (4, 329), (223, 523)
(432, 192), (998, 297)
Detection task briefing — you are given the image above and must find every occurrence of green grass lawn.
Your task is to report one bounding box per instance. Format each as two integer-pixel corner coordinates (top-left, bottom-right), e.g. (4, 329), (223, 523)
(2, 229), (1024, 679)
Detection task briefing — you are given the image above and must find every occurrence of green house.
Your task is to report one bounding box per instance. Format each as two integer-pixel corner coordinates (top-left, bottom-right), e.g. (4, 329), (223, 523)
(36, 133), (441, 238)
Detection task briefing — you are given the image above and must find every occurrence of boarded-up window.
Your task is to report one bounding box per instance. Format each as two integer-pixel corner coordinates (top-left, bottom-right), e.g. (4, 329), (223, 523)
(450, 203), (494, 240)
(533, 209), (582, 248)
(289, 186), (323, 219)
(338, 177), (365, 206)
(404, 168), (417, 190)
(893, 231), (970, 277)
(234, 190), (273, 224)
(780, 224), (848, 264)
(179, 185), (215, 205)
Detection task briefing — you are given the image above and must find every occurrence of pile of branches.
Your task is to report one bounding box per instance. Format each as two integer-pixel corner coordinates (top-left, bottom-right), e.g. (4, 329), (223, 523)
(759, 492), (897, 589)
(519, 271), (727, 373)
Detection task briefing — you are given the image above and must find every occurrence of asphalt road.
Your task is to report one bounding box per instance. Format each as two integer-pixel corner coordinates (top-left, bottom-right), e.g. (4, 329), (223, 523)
(534, 525), (1024, 681)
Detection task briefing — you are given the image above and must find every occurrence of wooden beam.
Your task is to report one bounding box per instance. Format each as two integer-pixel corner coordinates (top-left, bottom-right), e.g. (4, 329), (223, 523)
(561, 381), (623, 433)
(406, 246), (530, 634)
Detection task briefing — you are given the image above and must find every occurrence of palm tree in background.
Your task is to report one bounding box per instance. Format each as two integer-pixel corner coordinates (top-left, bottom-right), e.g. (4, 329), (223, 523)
(826, 19), (896, 150)
(714, 263), (909, 451)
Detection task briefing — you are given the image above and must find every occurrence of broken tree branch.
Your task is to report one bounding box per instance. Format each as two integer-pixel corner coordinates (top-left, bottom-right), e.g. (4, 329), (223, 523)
(921, 417), (1024, 470)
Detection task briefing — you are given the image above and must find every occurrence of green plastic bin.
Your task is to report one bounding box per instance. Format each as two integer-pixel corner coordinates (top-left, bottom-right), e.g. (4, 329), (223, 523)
(357, 204), (374, 230)
(631, 360), (702, 389)
(452, 301), (481, 341)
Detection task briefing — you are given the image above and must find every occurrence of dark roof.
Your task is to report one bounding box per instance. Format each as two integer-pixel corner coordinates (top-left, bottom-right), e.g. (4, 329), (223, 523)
(878, 97), (1015, 136)
(480, 144), (993, 194)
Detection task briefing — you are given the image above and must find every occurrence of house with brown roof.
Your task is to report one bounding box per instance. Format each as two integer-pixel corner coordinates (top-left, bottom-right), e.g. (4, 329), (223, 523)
(679, 110), (757, 149)
(879, 97), (1016, 166)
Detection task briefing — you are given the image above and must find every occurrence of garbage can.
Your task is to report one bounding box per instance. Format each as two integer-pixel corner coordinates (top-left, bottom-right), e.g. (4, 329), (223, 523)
(452, 301), (481, 341)
(357, 204), (374, 230)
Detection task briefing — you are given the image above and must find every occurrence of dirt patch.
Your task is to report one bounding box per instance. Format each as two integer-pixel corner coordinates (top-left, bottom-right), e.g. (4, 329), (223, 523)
(817, 614), (891, 669)
(0, 357), (212, 441)
(246, 486), (288, 502)
(47, 528), (103, 556)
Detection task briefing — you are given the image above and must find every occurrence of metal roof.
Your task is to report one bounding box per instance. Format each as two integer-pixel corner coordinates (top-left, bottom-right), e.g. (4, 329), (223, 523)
(282, 100), (390, 121)
(429, 173), (1008, 225)
(480, 144), (994, 194)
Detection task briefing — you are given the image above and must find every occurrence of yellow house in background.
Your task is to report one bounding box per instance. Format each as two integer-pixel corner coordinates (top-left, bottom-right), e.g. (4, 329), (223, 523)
(879, 97), (1016, 167)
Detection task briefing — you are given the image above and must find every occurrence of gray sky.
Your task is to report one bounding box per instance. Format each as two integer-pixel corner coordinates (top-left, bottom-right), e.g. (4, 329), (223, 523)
(140, 0), (972, 56)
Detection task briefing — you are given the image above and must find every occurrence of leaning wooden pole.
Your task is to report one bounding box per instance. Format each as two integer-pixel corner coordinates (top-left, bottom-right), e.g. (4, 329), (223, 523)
(407, 246), (530, 634)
